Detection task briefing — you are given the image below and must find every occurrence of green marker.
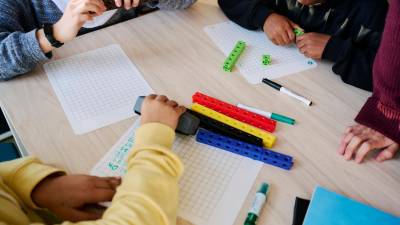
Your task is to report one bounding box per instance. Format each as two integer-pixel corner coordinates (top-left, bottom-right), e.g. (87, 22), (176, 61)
(237, 103), (296, 125)
(244, 183), (269, 225)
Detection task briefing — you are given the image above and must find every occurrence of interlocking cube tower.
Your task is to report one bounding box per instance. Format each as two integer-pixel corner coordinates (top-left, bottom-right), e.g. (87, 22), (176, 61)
(262, 54), (271, 66)
(222, 40), (246, 72)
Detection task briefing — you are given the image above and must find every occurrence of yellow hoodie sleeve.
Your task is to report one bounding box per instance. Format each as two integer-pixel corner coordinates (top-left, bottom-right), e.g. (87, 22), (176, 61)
(0, 156), (64, 209)
(60, 122), (184, 225)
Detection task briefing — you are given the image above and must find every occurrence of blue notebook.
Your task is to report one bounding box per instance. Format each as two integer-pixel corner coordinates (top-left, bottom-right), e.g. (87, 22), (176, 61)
(303, 186), (400, 225)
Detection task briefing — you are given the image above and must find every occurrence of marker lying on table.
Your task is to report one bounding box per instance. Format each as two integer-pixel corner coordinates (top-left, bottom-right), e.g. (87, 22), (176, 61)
(244, 182), (269, 225)
(262, 78), (312, 106)
(237, 104), (295, 125)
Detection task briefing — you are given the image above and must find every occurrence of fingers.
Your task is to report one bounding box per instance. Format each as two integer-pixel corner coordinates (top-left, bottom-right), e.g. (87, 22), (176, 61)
(85, 187), (116, 203)
(167, 100), (179, 108)
(79, 14), (94, 23)
(94, 177), (121, 190)
(123, 0), (132, 9)
(175, 106), (186, 115)
(289, 21), (301, 29)
(78, 1), (105, 16)
(115, 0), (122, 7)
(354, 141), (376, 163)
(146, 94), (157, 100)
(287, 29), (295, 42)
(376, 144), (399, 162)
(156, 95), (168, 102)
(343, 134), (368, 160)
(338, 126), (364, 155)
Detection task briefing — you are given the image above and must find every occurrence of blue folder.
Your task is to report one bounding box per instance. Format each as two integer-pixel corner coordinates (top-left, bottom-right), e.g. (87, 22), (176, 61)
(303, 186), (400, 225)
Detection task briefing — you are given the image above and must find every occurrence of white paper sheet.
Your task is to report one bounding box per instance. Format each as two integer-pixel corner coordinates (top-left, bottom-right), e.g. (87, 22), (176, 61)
(204, 21), (317, 84)
(91, 120), (262, 225)
(44, 45), (152, 135)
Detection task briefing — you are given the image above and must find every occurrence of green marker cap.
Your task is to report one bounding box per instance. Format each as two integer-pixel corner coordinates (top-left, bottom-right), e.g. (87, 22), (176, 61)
(258, 182), (269, 194)
(244, 213), (258, 225)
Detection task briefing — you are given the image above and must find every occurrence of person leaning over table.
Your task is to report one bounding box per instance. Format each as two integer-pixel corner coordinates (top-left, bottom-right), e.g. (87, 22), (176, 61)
(0, 95), (185, 225)
(217, 0), (388, 91)
(0, 0), (196, 81)
(338, 0), (400, 163)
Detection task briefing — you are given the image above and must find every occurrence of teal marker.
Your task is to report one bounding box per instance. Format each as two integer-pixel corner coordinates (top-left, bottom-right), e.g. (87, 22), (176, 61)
(244, 183), (269, 225)
(237, 104), (296, 125)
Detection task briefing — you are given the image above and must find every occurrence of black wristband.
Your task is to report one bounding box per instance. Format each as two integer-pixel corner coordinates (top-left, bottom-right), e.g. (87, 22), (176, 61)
(43, 24), (64, 48)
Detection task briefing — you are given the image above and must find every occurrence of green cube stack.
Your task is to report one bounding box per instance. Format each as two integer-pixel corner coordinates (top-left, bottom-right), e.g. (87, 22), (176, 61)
(223, 40), (246, 72)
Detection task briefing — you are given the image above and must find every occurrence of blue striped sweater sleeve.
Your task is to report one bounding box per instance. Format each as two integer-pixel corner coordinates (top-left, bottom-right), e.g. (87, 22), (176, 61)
(0, 0), (51, 81)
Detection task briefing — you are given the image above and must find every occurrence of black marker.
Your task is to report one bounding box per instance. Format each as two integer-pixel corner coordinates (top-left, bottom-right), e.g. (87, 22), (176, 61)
(262, 78), (312, 106)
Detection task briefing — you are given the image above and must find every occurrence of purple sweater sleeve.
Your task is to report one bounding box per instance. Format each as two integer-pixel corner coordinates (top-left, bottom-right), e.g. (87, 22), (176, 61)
(355, 0), (400, 143)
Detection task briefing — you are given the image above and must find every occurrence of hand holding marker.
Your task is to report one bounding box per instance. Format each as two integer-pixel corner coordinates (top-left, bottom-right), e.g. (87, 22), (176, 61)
(262, 78), (312, 106)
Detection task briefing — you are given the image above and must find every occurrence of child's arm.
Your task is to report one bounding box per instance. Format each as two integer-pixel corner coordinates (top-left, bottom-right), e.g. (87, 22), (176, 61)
(0, 1), (51, 81)
(218, 0), (283, 30)
(0, 0), (106, 81)
(319, 1), (388, 92)
(319, 29), (383, 91)
(0, 157), (64, 209)
(25, 95), (185, 225)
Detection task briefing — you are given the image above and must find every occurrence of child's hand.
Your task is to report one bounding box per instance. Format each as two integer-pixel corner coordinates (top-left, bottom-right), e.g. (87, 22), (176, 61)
(53, 0), (107, 43)
(140, 95), (186, 130)
(296, 32), (331, 59)
(32, 174), (121, 221)
(338, 124), (399, 163)
(263, 13), (300, 46)
(114, 0), (140, 9)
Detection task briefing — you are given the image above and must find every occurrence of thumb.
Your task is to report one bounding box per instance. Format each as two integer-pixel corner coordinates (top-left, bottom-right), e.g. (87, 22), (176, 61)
(376, 144), (399, 162)
(289, 21), (302, 29)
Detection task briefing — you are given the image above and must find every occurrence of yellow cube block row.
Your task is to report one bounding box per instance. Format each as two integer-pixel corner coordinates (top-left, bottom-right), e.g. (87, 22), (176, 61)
(191, 103), (276, 148)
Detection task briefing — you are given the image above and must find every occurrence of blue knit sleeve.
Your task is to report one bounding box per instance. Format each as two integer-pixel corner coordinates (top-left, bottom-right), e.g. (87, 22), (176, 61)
(0, 1), (50, 81)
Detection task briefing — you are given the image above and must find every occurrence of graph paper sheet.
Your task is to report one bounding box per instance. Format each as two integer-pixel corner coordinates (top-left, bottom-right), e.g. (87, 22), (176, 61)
(91, 120), (262, 225)
(204, 21), (317, 84)
(44, 45), (152, 135)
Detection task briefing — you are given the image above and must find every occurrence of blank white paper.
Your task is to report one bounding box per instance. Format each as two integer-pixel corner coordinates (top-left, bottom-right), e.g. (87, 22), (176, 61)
(204, 21), (317, 84)
(91, 120), (262, 225)
(44, 45), (152, 135)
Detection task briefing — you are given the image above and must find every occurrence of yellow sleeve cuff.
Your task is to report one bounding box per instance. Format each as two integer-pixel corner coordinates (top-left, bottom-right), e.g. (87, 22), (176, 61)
(3, 157), (64, 209)
(131, 122), (183, 178)
(134, 123), (176, 149)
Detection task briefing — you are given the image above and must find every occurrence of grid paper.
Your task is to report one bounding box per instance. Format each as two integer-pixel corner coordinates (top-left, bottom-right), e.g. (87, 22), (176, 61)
(91, 120), (262, 225)
(44, 45), (152, 134)
(204, 21), (317, 84)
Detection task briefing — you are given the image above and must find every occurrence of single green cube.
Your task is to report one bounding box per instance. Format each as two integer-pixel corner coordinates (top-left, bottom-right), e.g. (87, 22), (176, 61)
(293, 28), (304, 37)
(262, 54), (271, 66)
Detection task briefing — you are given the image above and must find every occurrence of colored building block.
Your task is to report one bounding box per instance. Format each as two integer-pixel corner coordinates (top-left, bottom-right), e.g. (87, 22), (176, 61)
(262, 54), (272, 66)
(293, 28), (305, 37)
(196, 129), (293, 170)
(223, 40), (246, 72)
(188, 109), (263, 146)
(191, 103), (276, 148)
(192, 92), (276, 132)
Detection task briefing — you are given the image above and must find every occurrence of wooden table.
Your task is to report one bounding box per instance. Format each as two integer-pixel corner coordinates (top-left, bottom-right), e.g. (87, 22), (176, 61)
(0, 1), (399, 224)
